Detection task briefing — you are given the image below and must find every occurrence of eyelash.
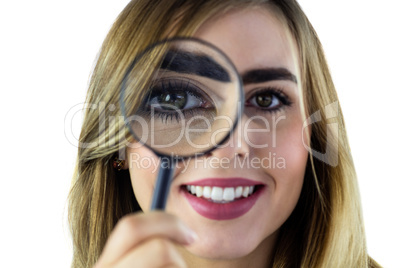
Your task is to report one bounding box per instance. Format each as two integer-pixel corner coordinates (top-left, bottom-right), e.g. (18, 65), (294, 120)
(245, 87), (293, 114)
(140, 79), (214, 123)
(140, 81), (292, 124)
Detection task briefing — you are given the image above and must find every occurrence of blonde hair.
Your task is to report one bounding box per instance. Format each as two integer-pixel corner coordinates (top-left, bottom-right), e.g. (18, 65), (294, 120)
(68, 0), (380, 267)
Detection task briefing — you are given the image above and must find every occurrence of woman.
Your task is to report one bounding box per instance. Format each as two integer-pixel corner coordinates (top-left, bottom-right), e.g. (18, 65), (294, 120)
(68, 0), (380, 267)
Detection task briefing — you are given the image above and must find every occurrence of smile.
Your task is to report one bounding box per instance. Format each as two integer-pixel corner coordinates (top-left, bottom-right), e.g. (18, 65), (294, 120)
(185, 185), (257, 203)
(180, 178), (265, 220)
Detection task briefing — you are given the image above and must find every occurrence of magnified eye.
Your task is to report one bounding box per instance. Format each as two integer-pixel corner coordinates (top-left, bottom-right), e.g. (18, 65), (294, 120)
(140, 78), (216, 123)
(153, 91), (187, 110)
(147, 84), (209, 111)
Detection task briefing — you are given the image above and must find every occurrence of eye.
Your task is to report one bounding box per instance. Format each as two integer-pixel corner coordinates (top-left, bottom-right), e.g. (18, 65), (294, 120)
(253, 92), (279, 108)
(139, 78), (216, 123)
(147, 88), (208, 111)
(246, 88), (291, 112)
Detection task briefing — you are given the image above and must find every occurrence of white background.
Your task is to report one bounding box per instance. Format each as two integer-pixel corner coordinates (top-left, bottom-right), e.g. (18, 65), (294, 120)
(0, 1), (400, 267)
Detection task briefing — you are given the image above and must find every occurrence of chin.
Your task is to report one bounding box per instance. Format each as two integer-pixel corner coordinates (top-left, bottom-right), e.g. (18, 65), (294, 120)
(179, 215), (275, 261)
(186, 236), (260, 260)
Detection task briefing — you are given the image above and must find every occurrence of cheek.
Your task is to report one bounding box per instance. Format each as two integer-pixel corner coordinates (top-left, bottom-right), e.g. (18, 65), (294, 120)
(249, 113), (307, 170)
(126, 146), (159, 211)
(251, 114), (308, 214)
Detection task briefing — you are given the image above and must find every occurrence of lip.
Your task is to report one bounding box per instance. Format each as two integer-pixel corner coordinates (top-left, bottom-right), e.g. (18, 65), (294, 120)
(181, 178), (265, 220)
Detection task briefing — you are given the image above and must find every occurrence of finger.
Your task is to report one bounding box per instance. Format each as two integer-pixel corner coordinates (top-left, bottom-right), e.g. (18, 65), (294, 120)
(97, 211), (196, 266)
(114, 238), (187, 268)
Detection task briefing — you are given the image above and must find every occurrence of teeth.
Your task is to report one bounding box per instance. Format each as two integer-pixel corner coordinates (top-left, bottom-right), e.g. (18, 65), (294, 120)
(203, 186), (211, 198)
(211, 187), (223, 201)
(196, 186), (203, 197)
(186, 185), (257, 202)
(242, 186), (250, 198)
(235, 186), (243, 198)
(223, 188), (235, 201)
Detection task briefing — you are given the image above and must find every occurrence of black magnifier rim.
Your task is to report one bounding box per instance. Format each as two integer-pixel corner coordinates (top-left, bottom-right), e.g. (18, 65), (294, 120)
(120, 36), (244, 160)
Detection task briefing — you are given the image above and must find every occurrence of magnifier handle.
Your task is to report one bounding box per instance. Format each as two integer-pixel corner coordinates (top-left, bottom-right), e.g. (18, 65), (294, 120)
(150, 158), (175, 210)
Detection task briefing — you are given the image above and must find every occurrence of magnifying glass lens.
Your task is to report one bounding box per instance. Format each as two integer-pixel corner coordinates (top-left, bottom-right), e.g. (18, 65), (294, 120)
(121, 38), (242, 158)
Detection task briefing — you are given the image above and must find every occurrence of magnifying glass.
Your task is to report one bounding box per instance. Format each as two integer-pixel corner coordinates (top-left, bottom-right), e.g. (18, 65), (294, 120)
(120, 37), (243, 210)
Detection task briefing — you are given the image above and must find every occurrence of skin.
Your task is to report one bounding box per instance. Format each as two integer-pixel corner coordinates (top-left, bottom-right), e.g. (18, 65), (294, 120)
(97, 7), (309, 268)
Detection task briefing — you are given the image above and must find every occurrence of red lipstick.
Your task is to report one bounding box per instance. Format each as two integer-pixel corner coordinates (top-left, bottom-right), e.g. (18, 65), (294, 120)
(181, 178), (265, 220)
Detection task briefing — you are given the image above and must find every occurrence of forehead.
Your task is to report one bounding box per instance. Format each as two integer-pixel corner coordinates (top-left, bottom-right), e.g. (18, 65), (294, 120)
(193, 8), (298, 75)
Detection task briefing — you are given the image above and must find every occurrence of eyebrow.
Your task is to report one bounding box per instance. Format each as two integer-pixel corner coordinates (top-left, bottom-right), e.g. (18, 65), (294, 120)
(160, 50), (231, 82)
(241, 68), (298, 84)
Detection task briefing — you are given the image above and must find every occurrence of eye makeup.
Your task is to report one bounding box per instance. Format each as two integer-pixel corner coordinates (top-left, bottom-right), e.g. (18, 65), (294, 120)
(138, 78), (216, 124)
(245, 86), (293, 114)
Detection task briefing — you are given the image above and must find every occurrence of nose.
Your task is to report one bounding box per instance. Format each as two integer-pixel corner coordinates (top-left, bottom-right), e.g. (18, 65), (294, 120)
(209, 114), (250, 160)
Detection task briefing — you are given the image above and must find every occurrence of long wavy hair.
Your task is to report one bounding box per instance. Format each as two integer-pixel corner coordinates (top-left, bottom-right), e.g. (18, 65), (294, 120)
(68, 0), (380, 267)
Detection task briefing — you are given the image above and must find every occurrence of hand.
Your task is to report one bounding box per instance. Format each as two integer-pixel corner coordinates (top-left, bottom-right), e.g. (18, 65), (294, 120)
(94, 211), (196, 268)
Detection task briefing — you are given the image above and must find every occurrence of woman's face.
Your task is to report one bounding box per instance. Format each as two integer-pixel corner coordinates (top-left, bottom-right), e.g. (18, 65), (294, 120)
(127, 8), (308, 261)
